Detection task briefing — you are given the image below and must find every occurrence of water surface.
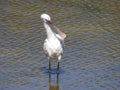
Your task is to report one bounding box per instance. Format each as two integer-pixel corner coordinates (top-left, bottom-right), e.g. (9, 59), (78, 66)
(0, 0), (120, 90)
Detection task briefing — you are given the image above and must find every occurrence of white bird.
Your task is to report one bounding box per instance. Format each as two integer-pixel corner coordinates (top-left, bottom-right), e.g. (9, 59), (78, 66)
(41, 13), (66, 72)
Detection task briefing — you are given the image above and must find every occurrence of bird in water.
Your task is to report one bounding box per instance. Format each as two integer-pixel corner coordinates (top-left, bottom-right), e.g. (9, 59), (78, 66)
(41, 13), (66, 73)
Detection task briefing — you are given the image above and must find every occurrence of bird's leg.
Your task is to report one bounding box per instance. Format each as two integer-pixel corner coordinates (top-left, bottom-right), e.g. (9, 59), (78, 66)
(49, 59), (51, 72)
(57, 56), (61, 73)
(57, 61), (60, 73)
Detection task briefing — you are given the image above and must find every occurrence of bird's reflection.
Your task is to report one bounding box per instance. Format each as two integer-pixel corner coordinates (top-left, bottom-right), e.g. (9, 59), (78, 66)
(49, 73), (59, 90)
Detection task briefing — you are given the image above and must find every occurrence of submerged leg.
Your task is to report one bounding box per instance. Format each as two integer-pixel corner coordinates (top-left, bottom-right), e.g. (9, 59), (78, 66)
(49, 59), (51, 72)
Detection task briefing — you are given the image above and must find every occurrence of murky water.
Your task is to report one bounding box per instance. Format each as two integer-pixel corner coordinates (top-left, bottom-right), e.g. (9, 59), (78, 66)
(0, 0), (120, 90)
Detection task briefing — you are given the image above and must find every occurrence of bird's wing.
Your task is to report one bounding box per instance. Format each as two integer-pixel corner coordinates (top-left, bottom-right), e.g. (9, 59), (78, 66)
(56, 34), (65, 50)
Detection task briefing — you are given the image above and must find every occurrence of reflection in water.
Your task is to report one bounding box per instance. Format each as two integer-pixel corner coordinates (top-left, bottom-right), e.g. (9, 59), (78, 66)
(49, 73), (59, 90)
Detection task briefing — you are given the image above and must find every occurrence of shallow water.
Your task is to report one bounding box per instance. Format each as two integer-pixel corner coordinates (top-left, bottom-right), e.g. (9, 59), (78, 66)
(0, 0), (120, 90)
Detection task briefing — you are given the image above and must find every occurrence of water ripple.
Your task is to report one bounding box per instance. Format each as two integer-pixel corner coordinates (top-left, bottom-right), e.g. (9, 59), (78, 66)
(0, 0), (120, 90)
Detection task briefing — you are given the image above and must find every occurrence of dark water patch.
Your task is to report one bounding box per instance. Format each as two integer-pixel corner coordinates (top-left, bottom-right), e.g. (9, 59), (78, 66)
(44, 68), (65, 74)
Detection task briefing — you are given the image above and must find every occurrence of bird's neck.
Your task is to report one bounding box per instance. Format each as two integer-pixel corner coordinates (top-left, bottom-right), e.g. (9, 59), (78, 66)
(44, 22), (56, 39)
(46, 20), (66, 40)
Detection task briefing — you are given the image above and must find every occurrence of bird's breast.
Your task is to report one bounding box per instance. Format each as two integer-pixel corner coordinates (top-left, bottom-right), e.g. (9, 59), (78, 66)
(44, 37), (63, 57)
(48, 37), (62, 49)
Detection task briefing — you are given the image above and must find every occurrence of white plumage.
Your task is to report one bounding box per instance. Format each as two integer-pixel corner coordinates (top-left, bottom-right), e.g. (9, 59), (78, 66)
(43, 34), (63, 61)
(41, 13), (66, 72)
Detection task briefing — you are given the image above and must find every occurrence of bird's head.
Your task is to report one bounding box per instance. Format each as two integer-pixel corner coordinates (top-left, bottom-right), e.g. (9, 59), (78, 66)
(41, 13), (51, 22)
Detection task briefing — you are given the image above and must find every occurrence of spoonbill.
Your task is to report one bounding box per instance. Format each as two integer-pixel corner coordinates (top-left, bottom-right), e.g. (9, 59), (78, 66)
(41, 13), (66, 72)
